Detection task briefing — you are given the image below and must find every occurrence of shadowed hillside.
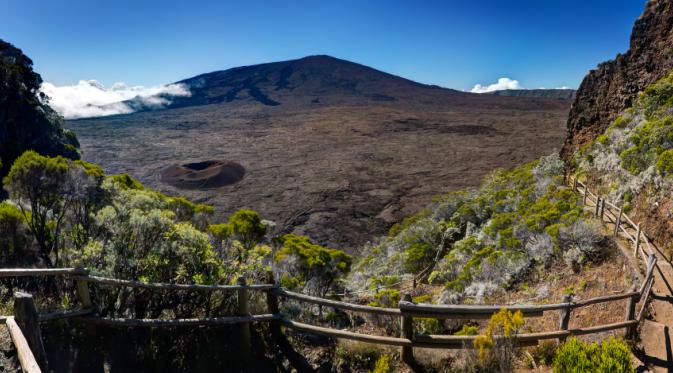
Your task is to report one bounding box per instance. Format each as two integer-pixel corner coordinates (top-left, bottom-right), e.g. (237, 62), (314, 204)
(68, 55), (571, 249)
(0, 39), (80, 184)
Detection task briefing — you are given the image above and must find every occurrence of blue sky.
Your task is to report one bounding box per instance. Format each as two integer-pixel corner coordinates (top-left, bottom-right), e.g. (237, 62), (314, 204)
(2, 0), (645, 91)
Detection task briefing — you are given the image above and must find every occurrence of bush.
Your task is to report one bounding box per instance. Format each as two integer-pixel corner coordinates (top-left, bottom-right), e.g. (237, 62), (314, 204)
(335, 343), (381, 372)
(656, 149), (673, 175)
(0, 202), (31, 263)
(416, 318), (445, 335)
(275, 234), (351, 296)
(454, 324), (479, 336)
(530, 341), (557, 366)
(371, 354), (392, 373)
(553, 337), (634, 373)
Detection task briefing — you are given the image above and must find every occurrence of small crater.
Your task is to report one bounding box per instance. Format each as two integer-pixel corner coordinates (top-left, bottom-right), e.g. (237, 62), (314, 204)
(161, 160), (245, 189)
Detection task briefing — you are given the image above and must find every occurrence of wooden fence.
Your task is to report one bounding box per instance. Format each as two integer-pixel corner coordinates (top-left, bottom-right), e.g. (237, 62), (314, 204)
(0, 175), (659, 371)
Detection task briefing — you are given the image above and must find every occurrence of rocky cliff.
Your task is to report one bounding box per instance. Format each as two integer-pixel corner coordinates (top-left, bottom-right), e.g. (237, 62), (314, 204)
(562, 0), (673, 163)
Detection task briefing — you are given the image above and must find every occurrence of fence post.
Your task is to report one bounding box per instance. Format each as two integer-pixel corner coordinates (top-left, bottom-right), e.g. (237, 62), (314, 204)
(400, 293), (415, 366)
(573, 177), (577, 192)
(13, 292), (48, 371)
(625, 285), (639, 338)
(595, 197), (601, 217)
(558, 294), (572, 343)
(599, 199), (605, 220)
(75, 268), (92, 309)
(634, 224), (641, 257)
(614, 207), (623, 237)
(237, 277), (251, 362)
(583, 184), (588, 205)
(265, 271), (282, 345)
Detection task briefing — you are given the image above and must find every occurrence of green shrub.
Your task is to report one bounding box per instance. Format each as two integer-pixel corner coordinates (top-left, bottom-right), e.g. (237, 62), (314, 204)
(0, 202), (31, 263)
(276, 234), (351, 296)
(371, 354), (392, 373)
(656, 149), (673, 175)
(336, 343), (380, 371)
(454, 324), (479, 336)
(530, 341), (557, 366)
(368, 289), (400, 308)
(109, 173), (144, 190)
(553, 337), (634, 373)
(416, 318), (445, 335)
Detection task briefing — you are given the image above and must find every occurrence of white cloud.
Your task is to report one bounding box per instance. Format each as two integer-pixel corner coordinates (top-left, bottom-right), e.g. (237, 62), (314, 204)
(470, 77), (522, 93)
(41, 80), (191, 119)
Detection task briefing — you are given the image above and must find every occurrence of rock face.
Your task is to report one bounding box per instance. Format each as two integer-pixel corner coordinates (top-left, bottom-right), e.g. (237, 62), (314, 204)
(562, 0), (673, 163)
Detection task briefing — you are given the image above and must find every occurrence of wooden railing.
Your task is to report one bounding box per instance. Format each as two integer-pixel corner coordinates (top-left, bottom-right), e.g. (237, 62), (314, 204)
(0, 175), (659, 369)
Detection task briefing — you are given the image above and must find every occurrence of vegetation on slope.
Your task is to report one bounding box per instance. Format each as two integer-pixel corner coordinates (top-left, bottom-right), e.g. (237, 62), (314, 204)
(0, 39), (79, 187)
(351, 154), (604, 304)
(0, 150), (351, 317)
(576, 71), (673, 211)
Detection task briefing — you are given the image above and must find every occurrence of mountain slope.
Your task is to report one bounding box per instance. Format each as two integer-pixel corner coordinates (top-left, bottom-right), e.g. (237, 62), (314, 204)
(69, 56), (571, 249)
(126, 55), (571, 112)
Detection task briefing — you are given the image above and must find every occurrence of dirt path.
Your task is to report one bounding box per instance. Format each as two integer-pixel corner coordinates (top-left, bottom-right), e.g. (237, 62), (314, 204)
(583, 195), (673, 372)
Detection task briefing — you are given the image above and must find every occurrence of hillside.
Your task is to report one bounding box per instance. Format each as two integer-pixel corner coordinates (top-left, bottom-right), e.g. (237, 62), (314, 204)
(68, 55), (571, 250)
(565, 1), (673, 370)
(562, 0), (673, 163)
(0, 40), (79, 182)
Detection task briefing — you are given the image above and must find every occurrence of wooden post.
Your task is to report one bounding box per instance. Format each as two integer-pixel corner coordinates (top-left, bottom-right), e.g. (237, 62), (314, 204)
(625, 285), (639, 338)
(400, 293), (415, 366)
(583, 184), (588, 205)
(599, 199), (605, 220)
(634, 224), (641, 257)
(573, 177), (578, 192)
(75, 268), (92, 309)
(13, 292), (48, 371)
(614, 207), (623, 237)
(264, 272), (282, 345)
(595, 197), (601, 217)
(6, 317), (41, 373)
(558, 294), (572, 343)
(237, 277), (251, 362)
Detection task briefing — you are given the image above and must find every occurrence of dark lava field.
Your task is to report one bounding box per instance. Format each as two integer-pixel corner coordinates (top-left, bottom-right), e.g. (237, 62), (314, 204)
(68, 55), (571, 250)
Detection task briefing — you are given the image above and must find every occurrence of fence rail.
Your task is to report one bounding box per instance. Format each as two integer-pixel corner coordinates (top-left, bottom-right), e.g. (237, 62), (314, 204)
(0, 175), (659, 370)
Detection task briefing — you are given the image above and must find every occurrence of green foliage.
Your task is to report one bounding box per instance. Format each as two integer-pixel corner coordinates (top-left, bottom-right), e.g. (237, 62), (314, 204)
(454, 324), (479, 336)
(416, 318), (445, 334)
(356, 153), (589, 303)
(0, 40), (79, 185)
(368, 288), (400, 308)
(3, 150), (69, 265)
(530, 341), (558, 366)
(109, 173), (144, 190)
(371, 354), (392, 373)
(641, 72), (673, 119)
(656, 149), (673, 174)
(388, 207), (431, 237)
(335, 343), (381, 372)
(0, 202), (31, 263)
(74, 182), (226, 285)
(224, 209), (266, 252)
(276, 234), (351, 295)
(553, 337), (634, 373)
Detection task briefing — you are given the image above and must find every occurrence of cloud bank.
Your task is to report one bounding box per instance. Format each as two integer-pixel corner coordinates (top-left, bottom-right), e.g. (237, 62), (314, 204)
(41, 80), (191, 119)
(470, 77), (522, 93)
